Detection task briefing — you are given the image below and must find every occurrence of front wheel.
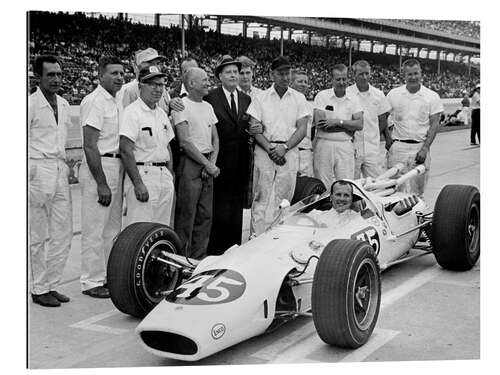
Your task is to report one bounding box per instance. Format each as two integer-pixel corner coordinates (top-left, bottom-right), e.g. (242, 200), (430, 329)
(107, 222), (183, 318)
(312, 239), (381, 348)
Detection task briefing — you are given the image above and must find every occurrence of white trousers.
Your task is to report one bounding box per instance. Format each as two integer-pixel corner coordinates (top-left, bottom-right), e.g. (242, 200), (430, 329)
(80, 158), (123, 291)
(29, 159), (73, 295)
(313, 138), (355, 191)
(123, 165), (174, 228)
(354, 144), (383, 179)
(298, 148), (314, 177)
(250, 146), (298, 236)
(387, 141), (430, 198)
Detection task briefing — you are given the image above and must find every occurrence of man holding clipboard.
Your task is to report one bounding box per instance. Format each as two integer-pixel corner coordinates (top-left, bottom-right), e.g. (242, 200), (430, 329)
(313, 64), (363, 190)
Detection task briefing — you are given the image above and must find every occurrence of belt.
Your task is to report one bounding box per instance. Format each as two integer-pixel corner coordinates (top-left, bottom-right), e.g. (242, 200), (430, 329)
(299, 148), (312, 151)
(394, 139), (422, 144)
(271, 141), (287, 144)
(102, 153), (121, 158)
(136, 161), (168, 167)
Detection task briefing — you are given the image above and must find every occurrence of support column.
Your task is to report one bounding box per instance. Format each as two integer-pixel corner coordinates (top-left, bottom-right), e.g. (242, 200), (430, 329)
(154, 13), (160, 27)
(308, 31), (312, 46)
(181, 15), (186, 58)
(289, 28), (293, 41)
(349, 38), (353, 68)
(266, 24), (271, 40)
(437, 50), (441, 75)
(216, 16), (222, 33)
(242, 21), (247, 38)
(468, 55), (472, 77)
(370, 40), (374, 53)
(384, 43), (388, 54)
(280, 28), (284, 56)
(325, 36), (329, 48)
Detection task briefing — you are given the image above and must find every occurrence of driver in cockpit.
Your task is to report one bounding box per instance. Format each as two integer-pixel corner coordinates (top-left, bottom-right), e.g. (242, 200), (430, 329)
(308, 180), (360, 226)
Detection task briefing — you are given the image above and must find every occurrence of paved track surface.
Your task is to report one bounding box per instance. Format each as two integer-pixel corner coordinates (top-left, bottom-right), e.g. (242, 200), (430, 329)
(28, 129), (480, 369)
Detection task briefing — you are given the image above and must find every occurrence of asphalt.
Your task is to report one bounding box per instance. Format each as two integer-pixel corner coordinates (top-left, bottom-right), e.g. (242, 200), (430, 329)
(27, 128), (480, 369)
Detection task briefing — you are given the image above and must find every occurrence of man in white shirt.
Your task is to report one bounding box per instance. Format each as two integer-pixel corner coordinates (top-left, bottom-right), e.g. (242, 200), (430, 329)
(386, 59), (443, 198)
(29, 55), (73, 307)
(290, 69), (314, 177)
(172, 67), (220, 259)
(80, 56), (124, 298)
(120, 66), (176, 228)
(313, 64), (364, 190)
(247, 56), (311, 236)
(347, 60), (391, 179)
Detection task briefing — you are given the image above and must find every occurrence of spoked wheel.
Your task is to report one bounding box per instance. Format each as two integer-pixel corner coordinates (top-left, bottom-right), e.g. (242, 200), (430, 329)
(107, 222), (184, 318)
(432, 185), (480, 270)
(312, 239), (381, 348)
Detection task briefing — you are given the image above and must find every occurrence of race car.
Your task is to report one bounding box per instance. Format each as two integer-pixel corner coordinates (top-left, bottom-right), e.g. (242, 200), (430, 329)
(106, 164), (480, 361)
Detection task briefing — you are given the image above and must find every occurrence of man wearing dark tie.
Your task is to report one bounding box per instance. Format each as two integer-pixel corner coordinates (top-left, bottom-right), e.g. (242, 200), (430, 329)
(204, 55), (262, 255)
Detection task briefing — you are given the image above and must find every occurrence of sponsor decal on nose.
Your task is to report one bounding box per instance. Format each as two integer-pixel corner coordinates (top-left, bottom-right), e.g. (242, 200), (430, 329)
(211, 323), (226, 340)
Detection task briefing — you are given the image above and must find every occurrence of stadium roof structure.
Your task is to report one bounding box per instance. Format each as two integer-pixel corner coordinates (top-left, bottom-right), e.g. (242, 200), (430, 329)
(212, 15), (480, 56)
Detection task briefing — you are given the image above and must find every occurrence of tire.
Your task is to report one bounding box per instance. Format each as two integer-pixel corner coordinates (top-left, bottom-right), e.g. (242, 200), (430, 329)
(312, 239), (381, 348)
(291, 176), (326, 205)
(107, 222), (183, 318)
(432, 184), (480, 271)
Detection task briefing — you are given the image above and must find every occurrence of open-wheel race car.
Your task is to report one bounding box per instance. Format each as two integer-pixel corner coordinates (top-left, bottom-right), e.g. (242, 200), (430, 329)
(106, 164), (480, 361)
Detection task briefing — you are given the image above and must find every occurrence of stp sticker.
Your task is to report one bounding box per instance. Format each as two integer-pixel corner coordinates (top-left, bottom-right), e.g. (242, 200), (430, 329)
(167, 269), (246, 305)
(211, 323), (226, 340)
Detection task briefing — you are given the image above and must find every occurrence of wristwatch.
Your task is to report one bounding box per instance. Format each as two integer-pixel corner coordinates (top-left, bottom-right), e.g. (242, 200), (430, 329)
(283, 143), (289, 152)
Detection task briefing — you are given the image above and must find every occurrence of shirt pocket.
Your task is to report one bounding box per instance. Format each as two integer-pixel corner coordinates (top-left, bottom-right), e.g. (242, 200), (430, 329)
(140, 126), (157, 148)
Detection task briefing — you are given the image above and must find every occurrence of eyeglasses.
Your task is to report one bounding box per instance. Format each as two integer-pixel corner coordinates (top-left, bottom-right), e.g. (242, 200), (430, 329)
(145, 82), (166, 90)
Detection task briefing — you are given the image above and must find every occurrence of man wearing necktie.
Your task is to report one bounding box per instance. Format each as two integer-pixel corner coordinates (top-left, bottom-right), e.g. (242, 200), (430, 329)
(204, 55), (262, 255)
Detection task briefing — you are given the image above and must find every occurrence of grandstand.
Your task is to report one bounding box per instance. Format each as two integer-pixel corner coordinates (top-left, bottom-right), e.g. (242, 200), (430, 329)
(28, 11), (480, 105)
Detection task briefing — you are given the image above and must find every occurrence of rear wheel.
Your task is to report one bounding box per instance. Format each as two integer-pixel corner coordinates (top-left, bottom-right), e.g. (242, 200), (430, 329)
(312, 239), (381, 348)
(291, 176), (326, 204)
(432, 185), (480, 271)
(107, 222), (183, 318)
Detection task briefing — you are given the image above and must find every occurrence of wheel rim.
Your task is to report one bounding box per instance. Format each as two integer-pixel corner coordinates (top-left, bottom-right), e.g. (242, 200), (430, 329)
(352, 258), (379, 331)
(466, 203), (480, 256)
(142, 239), (180, 303)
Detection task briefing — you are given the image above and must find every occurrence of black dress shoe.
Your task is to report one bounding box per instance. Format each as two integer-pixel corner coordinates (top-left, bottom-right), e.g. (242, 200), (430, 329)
(50, 291), (70, 303)
(32, 293), (61, 307)
(82, 286), (110, 299)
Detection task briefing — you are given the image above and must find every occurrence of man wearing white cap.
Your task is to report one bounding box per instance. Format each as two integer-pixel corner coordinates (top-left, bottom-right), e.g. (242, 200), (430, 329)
(247, 56), (311, 236)
(121, 47), (184, 113)
(386, 59), (443, 198)
(120, 66), (176, 227)
(80, 56), (124, 298)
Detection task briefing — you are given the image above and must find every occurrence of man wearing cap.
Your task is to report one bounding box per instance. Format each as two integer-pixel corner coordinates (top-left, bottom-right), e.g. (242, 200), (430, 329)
(236, 55), (264, 101)
(121, 48), (184, 114)
(80, 55), (124, 298)
(290, 69), (314, 177)
(169, 57), (199, 99)
(172, 67), (220, 259)
(204, 55), (260, 254)
(29, 55), (73, 307)
(247, 56), (311, 236)
(313, 63), (364, 189)
(386, 59), (443, 198)
(119, 66), (176, 227)
(346, 60), (391, 179)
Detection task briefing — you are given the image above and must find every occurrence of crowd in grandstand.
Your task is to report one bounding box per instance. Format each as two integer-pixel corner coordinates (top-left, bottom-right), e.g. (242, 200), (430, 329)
(396, 19), (480, 39)
(28, 12), (480, 104)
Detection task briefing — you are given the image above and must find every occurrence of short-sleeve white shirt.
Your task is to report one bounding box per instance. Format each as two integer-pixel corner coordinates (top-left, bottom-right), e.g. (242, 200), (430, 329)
(313, 88), (363, 141)
(246, 85), (311, 142)
(347, 84), (391, 155)
(29, 88), (71, 159)
(171, 97), (218, 154)
(80, 84), (122, 154)
(120, 98), (175, 163)
(386, 84), (443, 142)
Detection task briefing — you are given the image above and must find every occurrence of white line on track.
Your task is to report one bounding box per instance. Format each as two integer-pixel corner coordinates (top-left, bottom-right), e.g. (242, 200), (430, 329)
(252, 264), (441, 363)
(70, 309), (129, 335)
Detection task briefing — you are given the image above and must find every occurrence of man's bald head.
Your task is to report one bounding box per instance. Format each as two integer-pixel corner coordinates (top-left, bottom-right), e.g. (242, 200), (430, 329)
(183, 67), (209, 98)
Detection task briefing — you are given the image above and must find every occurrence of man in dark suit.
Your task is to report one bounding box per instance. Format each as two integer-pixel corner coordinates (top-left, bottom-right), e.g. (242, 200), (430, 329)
(204, 55), (262, 255)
